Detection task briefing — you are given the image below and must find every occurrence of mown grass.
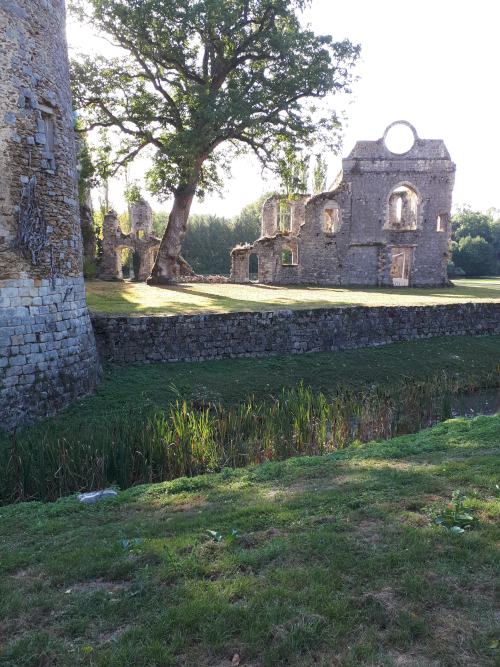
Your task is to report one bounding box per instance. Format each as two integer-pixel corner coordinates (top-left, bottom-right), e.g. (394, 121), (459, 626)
(1, 415), (500, 666)
(85, 277), (500, 316)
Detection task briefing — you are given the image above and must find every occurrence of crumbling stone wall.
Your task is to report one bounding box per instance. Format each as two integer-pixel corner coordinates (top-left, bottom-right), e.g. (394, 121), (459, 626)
(80, 195), (96, 261)
(98, 202), (162, 282)
(99, 201), (195, 281)
(231, 122), (455, 287)
(0, 0), (100, 429)
(91, 302), (500, 365)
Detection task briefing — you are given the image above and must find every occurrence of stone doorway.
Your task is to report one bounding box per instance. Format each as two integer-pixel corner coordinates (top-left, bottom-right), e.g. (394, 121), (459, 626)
(391, 247), (411, 286)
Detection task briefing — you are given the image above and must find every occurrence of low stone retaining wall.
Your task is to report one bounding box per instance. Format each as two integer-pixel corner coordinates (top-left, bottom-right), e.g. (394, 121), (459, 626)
(91, 303), (500, 365)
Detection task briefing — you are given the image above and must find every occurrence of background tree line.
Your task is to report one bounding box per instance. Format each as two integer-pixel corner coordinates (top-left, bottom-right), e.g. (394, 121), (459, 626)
(449, 206), (500, 277)
(153, 195), (267, 275)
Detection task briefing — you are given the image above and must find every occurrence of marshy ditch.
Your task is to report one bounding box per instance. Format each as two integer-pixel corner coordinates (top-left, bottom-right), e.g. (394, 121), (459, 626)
(1, 371), (499, 506)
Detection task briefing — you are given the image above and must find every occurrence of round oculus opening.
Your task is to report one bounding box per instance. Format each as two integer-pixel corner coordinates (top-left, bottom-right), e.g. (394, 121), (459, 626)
(384, 123), (415, 154)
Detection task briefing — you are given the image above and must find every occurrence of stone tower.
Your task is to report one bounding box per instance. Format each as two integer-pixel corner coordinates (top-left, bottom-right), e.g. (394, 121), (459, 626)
(130, 199), (153, 238)
(0, 0), (100, 429)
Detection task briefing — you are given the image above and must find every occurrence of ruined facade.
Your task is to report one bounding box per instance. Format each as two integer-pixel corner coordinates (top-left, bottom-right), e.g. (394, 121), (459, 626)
(99, 200), (195, 281)
(0, 0), (100, 429)
(98, 200), (161, 281)
(231, 122), (455, 287)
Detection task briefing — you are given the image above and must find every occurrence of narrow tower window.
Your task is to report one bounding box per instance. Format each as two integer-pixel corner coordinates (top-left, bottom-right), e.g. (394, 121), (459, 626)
(43, 116), (54, 152)
(437, 214), (447, 232)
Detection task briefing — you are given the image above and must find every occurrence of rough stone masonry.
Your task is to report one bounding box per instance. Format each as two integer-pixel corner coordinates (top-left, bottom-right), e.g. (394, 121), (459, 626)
(0, 0), (100, 429)
(91, 303), (500, 366)
(231, 121), (456, 287)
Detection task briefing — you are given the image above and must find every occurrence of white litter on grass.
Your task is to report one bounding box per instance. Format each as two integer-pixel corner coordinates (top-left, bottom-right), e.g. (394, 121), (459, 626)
(78, 490), (118, 504)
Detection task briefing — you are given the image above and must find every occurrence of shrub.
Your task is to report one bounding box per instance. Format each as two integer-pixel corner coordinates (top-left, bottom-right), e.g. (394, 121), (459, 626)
(447, 261), (465, 277)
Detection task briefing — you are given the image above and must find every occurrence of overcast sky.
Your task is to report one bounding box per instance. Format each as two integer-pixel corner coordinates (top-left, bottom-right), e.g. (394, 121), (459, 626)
(66, 0), (500, 219)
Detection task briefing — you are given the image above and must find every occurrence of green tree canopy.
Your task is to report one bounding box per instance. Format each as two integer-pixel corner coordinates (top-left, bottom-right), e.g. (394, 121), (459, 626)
(69, 0), (360, 283)
(311, 154), (327, 194)
(124, 180), (143, 206)
(451, 206), (493, 244)
(450, 235), (494, 276)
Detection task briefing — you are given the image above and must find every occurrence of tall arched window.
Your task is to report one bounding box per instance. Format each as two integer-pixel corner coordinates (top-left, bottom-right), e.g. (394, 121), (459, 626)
(388, 185), (418, 230)
(278, 203), (292, 233)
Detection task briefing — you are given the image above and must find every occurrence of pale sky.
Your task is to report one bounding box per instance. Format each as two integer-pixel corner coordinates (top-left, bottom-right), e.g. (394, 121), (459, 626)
(66, 0), (500, 219)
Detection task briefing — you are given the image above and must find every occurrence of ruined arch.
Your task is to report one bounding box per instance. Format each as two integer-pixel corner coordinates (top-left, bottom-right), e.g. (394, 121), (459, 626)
(387, 182), (421, 230)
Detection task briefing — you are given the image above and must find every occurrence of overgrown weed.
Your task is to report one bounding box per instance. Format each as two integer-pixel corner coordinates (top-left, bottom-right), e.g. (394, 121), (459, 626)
(1, 371), (499, 505)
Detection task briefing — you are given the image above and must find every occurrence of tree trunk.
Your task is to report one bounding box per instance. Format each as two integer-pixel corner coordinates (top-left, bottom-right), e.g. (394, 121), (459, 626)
(147, 179), (197, 285)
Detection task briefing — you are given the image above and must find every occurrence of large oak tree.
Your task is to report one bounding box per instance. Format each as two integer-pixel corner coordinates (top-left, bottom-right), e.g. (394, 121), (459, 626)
(70, 0), (360, 284)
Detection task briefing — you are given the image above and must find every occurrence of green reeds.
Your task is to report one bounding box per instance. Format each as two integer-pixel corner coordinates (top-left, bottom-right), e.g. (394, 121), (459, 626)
(1, 371), (498, 505)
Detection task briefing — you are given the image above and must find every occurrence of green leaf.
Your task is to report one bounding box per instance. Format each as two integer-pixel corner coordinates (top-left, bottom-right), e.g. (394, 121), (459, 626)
(488, 640), (498, 649)
(450, 526), (464, 533)
(207, 530), (222, 542)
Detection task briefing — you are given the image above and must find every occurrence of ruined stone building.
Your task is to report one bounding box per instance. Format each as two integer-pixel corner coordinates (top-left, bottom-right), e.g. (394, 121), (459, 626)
(231, 122), (455, 287)
(99, 199), (195, 281)
(0, 0), (100, 428)
(99, 200), (161, 281)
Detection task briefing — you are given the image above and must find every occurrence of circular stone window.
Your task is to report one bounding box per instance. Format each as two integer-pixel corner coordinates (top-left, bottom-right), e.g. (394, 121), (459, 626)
(384, 122), (415, 154)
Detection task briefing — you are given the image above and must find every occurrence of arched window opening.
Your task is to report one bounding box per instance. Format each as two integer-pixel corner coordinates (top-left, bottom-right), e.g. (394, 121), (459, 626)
(278, 203), (291, 234)
(388, 186), (418, 230)
(249, 253), (258, 281)
(324, 205), (340, 233)
(396, 198), (402, 222)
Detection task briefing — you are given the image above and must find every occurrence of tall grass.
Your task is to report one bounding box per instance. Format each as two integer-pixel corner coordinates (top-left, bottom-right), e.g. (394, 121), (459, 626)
(1, 372), (498, 505)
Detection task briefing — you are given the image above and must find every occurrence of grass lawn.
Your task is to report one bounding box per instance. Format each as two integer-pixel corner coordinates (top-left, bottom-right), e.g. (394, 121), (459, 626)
(51, 334), (500, 427)
(85, 278), (500, 317)
(1, 414), (500, 666)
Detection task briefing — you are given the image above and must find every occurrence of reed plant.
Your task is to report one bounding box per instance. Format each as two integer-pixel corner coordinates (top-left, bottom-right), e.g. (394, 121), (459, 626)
(1, 371), (498, 505)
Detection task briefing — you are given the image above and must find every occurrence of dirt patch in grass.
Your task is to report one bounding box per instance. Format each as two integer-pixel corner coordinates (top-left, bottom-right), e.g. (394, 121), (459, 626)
(361, 587), (403, 616)
(71, 578), (127, 594)
(388, 652), (440, 666)
(98, 624), (131, 648)
(271, 613), (327, 646)
(400, 511), (427, 526)
(352, 519), (384, 544)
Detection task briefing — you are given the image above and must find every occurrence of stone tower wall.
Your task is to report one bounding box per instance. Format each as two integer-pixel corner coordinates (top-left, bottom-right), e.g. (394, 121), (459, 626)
(0, 0), (100, 429)
(131, 199), (153, 236)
